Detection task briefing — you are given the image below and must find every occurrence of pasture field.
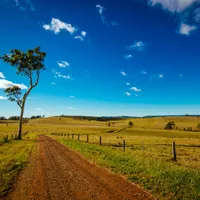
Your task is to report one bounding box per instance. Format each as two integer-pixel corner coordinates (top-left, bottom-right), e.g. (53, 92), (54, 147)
(0, 132), (36, 196)
(0, 116), (200, 199)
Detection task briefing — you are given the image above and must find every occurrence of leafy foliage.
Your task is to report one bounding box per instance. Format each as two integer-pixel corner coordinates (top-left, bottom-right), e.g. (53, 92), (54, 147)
(164, 121), (175, 130)
(128, 121), (133, 127)
(0, 47), (46, 139)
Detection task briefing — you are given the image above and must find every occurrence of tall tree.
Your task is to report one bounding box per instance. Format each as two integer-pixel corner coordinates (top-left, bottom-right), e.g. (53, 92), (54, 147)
(1, 47), (46, 139)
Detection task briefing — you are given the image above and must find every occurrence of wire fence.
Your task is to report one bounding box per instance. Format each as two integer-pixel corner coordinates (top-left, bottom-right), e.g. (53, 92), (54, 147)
(51, 132), (200, 163)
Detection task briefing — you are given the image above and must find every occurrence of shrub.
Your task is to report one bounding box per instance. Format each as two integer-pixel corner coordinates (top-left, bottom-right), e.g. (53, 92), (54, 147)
(3, 135), (9, 143)
(128, 121), (133, 127)
(164, 121), (175, 130)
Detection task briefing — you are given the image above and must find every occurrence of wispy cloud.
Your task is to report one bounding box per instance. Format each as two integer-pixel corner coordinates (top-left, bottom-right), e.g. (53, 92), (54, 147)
(57, 60), (70, 68)
(0, 79), (27, 89)
(178, 23), (197, 36)
(0, 96), (7, 100)
(43, 18), (77, 35)
(52, 69), (71, 79)
(127, 41), (146, 51)
(81, 31), (87, 37)
(69, 95), (75, 98)
(179, 74), (183, 77)
(120, 71), (127, 76)
(159, 74), (163, 78)
(141, 70), (147, 75)
(68, 107), (73, 110)
(26, 0), (35, 11)
(0, 72), (5, 79)
(96, 4), (118, 26)
(124, 92), (131, 96)
(149, 0), (197, 13)
(74, 35), (84, 41)
(126, 82), (130, 86)
(130, 86), (141, 92)
(74, 31), (87, 41)
(124, 54), (133, 59)
(13, 0), (35, 11)
(51, 82), (56, 85)
(148, 0), (200, 35)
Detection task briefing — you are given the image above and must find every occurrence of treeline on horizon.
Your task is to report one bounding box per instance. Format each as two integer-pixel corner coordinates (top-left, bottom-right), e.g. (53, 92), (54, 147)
(0, 114), (199, 122)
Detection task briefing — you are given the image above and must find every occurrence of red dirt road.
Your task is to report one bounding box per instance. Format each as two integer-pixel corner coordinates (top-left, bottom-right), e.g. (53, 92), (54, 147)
(5, 135), (155, 200)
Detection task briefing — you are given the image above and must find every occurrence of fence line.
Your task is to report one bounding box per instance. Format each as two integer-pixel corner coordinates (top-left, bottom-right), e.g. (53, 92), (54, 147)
(51, 132), (185, 161)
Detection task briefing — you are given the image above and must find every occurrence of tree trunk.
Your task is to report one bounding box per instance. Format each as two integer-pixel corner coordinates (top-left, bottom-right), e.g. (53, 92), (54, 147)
(18, 100), (26, 140)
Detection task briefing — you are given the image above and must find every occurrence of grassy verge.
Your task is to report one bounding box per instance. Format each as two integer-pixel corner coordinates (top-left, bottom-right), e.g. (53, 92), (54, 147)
(55, 137), (200, 200)
(0, 133), (36, 197)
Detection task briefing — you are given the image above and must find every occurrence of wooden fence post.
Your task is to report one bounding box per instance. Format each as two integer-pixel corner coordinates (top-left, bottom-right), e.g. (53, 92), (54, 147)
(78, 134), (80, 140)
(123, 140), (126, 151)
(87, 134), (89, 143)
(99, 136), (102, 145)
(172, 142), (177, 161)
(72, 134), (74, 139)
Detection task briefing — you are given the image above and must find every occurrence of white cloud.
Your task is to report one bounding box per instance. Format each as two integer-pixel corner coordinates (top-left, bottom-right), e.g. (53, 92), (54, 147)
(135, 94), (138, 97)
(0, 79), (27, 89)
(127, 41), (146, 51)
(95, 4), (118, 26)
(120, 71), (127, 76)
(43, 18), (77, 35)
(141, 70), (148, 75)
(194, 8), (200, 22)
(130, 86), (141, 92)
(68, 107), (73, 110)
(81, 31), (87, 37)
(149, 0), (197, 13)
(126, 82), (130, 86)
(0, 72), (5, 79)
(159, 74), (163, 78)
(96, 4), (105, 15)
(178, 23), (197, 35)
(52, 69), (71, 79)
(69, 95), (75, 98)
(124, 54), (133, 59)
(0, 96), (7, 100)
(57, 60), (70, 68)
(74, 35), (84, 41)
(124, 92), (131, 96)
(52, 82), (56, 85)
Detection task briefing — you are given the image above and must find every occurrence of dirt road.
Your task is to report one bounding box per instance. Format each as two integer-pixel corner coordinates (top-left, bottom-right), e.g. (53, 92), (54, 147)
(5, 135), (154, 200)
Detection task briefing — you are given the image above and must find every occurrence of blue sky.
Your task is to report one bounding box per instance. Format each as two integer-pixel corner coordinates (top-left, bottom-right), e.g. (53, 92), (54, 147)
(0, 0), (200, 117)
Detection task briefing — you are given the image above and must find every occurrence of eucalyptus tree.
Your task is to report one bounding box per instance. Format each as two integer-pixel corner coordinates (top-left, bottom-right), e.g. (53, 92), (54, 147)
(1, 47), (46, 139)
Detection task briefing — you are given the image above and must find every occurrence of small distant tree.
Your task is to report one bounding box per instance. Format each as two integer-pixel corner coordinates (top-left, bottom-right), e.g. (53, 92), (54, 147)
(197, 123), (200, 131)
(128, 121), (133, 127)
(164, 121), (175, 130)
(108, 122), (111, 127)
(1, 47), (46, 139)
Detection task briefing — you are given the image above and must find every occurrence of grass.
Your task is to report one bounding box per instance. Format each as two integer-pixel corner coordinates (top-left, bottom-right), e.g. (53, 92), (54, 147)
(55, 136), (200, 200)
(0, 133), (36, 197)
(0, 116), (200, 198)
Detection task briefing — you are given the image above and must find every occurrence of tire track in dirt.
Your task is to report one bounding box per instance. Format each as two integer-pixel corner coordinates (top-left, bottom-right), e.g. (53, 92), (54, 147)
(4, 135), (155, 200)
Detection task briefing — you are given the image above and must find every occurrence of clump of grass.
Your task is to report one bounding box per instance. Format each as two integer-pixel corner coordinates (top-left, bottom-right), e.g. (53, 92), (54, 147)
(3, 135), (9, 143)
(57, 138), (200, 200)
(0, 134), (36, 197)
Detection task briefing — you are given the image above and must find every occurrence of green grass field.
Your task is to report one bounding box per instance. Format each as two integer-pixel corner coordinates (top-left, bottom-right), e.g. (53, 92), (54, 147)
(0, 116), (200, 198)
